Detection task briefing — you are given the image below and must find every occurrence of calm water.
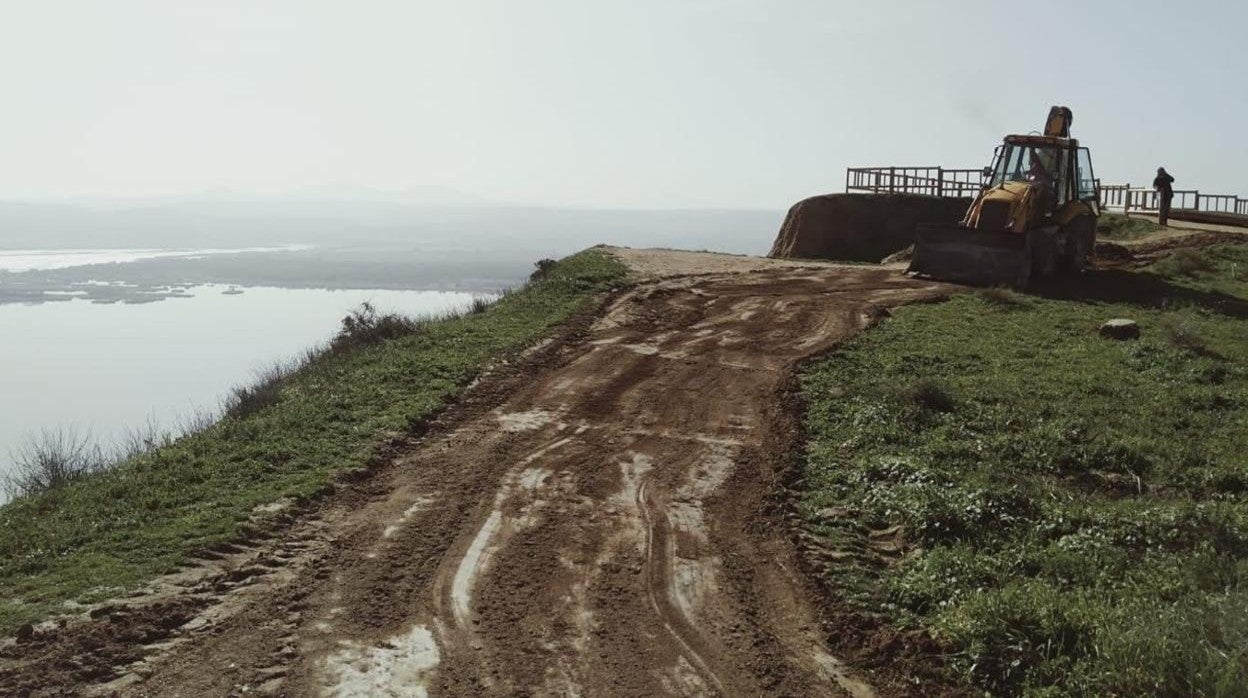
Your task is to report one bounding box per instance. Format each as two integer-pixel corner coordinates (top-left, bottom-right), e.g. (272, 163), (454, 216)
(0, 246), (309, 272)
(0, 284), (485, 486)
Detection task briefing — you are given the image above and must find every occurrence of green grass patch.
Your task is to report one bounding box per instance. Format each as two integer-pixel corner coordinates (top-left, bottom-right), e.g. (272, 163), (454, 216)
(798, 244), (1248, 696)
(1097, 212), (1164, 240)
(0, 249), (628, 634)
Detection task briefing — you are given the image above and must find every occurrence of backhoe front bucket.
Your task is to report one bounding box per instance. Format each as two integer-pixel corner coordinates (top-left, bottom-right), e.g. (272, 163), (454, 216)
(908, 224), (1040, 287)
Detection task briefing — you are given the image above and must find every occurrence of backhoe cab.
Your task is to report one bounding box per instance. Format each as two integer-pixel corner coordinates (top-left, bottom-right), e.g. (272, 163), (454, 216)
(908, 106), (1100, 287)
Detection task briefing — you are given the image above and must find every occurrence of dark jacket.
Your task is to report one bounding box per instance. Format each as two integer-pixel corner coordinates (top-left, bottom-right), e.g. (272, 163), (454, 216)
(1154, 172), (1175, 198)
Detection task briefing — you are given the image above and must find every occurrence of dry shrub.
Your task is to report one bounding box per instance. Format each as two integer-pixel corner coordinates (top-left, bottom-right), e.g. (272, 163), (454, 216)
(4, 428), (104, 498)
(530, 258), (558, 282)
(332, 301), (420, 350)
(223, 361), (296, 419)
(470, 296), (491, 314)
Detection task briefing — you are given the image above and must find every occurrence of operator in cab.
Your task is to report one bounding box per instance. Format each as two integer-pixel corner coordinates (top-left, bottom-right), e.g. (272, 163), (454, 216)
(1027, 154), (1056, 208)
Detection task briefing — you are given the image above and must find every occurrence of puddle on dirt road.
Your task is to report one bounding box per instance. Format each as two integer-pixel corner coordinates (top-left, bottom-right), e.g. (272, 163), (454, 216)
(812, 649), (878, 698)
(451, 508), (507, 626)
(663, 443), (737, 645)
(495, 408), (560, 433)
(660, 655), (715, 696)
(611, 451), (654, 512)
(319, 624), (440, 698)
(382, 496), (435, 540)
(449, 436), (573, 626)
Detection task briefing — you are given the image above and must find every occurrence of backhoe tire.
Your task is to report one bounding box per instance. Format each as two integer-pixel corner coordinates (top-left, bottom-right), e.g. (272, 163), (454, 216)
(1060, 216), (1096, 275)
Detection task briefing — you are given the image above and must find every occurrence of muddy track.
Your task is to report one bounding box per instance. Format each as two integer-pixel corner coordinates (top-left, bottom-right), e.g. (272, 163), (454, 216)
(1, 259), (946, 697)
(1095, 226), (1247, 269)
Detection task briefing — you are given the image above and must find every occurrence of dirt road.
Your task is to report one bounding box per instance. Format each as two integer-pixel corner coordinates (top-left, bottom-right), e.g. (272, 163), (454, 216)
(3, 249), (946, 697)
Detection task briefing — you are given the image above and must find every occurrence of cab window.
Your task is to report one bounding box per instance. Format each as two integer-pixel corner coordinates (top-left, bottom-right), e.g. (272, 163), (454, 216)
(990, 144), (1061, 191)
(1076, 148), (1097, 201)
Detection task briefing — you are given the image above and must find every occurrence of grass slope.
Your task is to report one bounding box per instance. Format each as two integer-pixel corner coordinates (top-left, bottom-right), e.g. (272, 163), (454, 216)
(1097, 212), (1165, 240)
(799, 245), (1248, 696)
(0, 249), (627, 634)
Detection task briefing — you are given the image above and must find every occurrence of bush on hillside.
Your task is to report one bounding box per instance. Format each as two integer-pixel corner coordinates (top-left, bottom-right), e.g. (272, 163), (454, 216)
(530, 258), (558, 281)
(224, 361), (297, 419)
(333, 301), (422, 350)
(3, 428), (104, 499)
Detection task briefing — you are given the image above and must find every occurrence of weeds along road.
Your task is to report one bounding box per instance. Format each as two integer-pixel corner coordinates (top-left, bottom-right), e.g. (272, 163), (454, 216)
(4, 249), (947, 697)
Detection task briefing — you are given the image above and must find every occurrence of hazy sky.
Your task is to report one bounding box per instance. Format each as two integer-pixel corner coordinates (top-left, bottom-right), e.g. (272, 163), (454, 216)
(3, 1), (1245, 208)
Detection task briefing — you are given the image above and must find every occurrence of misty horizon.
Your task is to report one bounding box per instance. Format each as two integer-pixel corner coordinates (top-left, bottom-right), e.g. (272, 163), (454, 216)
(4, 2), (1244, 211)
(0, 194), (784, 258)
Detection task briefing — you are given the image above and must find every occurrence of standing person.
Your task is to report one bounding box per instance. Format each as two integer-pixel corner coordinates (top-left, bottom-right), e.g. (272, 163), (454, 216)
(1154, 167), (1175, 226)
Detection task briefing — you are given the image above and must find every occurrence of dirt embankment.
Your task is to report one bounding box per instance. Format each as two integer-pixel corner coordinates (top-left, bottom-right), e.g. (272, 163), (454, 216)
(769, 194), (970, 263)
(1169, 210), (1248, 229)
(1096, 225), (1248, 269)
(0, 250), (949, 698)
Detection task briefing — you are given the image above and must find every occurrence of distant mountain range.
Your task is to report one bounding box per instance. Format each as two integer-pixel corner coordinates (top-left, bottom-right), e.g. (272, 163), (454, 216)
(0, 194), (784, 259)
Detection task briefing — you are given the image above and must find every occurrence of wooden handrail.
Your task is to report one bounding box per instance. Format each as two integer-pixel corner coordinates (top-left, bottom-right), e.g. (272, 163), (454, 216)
(845, 167), (1247, 216)
(1097, 183), (1246, 215)
(845, 166), (985, 198)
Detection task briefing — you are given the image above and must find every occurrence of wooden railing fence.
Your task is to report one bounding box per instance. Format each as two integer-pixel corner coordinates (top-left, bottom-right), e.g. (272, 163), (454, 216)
(1097, 184), (1248, 215)
(845, 166), (985, 198)
(847, 166), (1248, 216)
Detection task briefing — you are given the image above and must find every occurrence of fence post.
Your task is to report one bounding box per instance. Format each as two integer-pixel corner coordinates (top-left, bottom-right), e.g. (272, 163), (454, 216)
(888, 167), (895, 194)
(1124, 186), (1131, 214)
(845, 168), (850, 193)
(936, 167), (943, 198)
(1193, 191), (1200, 212)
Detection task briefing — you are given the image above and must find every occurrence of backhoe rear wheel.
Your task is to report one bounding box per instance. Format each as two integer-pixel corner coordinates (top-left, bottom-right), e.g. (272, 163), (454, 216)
(1059, 216), (1096, 275)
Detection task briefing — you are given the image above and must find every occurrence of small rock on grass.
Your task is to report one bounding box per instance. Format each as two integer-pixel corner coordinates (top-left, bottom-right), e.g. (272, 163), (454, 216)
(1099, 318), (1140, 340)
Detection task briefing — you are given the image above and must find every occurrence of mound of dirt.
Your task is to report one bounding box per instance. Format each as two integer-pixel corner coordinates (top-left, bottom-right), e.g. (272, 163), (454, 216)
(769, 193), (971, 263)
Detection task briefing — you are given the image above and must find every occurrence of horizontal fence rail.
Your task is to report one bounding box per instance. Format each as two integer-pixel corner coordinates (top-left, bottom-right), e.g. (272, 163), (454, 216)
(1085, 184), (1246, 216)
(846, 166), (985, 198)
(848, 166), (1248, 217)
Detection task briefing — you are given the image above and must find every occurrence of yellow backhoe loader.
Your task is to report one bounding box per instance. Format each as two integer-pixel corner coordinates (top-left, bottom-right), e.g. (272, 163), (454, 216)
(909, 107), (1100, 286)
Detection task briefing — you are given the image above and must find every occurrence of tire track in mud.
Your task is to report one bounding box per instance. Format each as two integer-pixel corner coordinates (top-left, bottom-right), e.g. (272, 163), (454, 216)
(637, 470), (726, 696)
(0, 258), (948, 697)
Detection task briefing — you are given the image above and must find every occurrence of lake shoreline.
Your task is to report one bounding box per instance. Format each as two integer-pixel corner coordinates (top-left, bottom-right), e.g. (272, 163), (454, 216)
(0, 245), (532, 305)
(0, 250), (626, 638)
(0, 284), (507, 488)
